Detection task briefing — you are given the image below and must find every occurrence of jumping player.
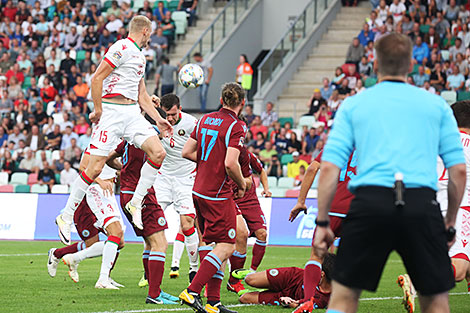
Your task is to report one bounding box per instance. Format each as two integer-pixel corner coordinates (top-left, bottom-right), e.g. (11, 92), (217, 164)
(179, 83), (247, 313)
(235, 253), (335, 310)
(289, 150), (356, 313)
(108, 135), (178, 305)
(397, 100), (470, 313)
(48, 149), (125, 289)
(227, 144), (271, 295)
(155, 94), (199, 281)
(56, 15), (172, 245)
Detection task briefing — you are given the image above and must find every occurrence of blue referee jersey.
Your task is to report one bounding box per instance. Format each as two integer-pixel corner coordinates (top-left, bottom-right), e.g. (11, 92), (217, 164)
(323, 81), (465, 192)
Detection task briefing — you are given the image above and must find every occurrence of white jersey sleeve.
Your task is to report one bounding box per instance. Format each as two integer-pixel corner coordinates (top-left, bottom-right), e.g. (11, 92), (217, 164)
(437, 132), (470, 215)
(102, 38), (146, 101)
(159, 112), (197, 177)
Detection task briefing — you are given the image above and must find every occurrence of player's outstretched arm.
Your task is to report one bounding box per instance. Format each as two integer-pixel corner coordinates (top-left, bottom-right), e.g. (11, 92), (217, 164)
(289, 160), (320, 222)
(90, 60), (114, 123)
(138, 78), (173, 136)
(259, 169), (272, 197)
(182, 137), (198, 162)
(226, 147), (246, 198)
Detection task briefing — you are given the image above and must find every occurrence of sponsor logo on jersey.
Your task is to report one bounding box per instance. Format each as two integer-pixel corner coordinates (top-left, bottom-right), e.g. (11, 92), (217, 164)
(112, 51), (122, 61)
(82, 229), (90, 238)
(228, 228), (236, 239)
(269, 269), (279, 277)
(178, 129), (186, 136)
(158, 217), (166, 226)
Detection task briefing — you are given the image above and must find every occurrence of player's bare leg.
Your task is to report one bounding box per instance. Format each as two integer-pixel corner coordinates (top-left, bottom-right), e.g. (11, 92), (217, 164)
(58, 236), (100, 283)
(250, 228), (267, 271)
(126, 136), (166, 230)
(228, 215), (249, 294)
(56, 155), (107, 245)
(419, 292), (450, 313)
(451, 258), (470, 282)
(465, 263), (470, 291)
(327, 281), (361, 313)
(238, 271), (269, 305)
(181, 214), (199, 280)
(95, 221), (125, 289)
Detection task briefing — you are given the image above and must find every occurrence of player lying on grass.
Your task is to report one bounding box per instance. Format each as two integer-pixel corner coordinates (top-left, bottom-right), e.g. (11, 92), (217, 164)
(227, 142), (271, 295)
(56, 15), (173, 246)
(397, 100), (470, 313)
(107, 122), (178, 305)
(289, 151), (355, 313)
(48, 148), (125, 289)
(154, 94), (199, 282)
(234, 253), (335, 310)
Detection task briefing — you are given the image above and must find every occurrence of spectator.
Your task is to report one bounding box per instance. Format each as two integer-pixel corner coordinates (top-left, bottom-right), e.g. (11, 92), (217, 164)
(143, 44), (156, 79)
(266, 154), (282, 178)
(430, 62), (447, 91)
(389, 0), (406, 24)
(412, 36), (429, 64)
(178, 0), (198, 26)
(98, 29), (114, 49)
(259, 101), (278, 127)
(455, 53), (469, 77)
(193, 52), (213, 112)
(250, 115), (268, 137)
(73, 116), (90, 136)
(337, 78), (351, 99)
(161, 11), (176, 50)
(60, 50), (76, 75)
(0, 90), (13, 114)
(412, 66), (430, 87)
(60, 126), (79, 150)
(25, 125), (45, 151)
(60, 160), (78, 187)
(54, 149), (66, 172)
(445, 0), (459, 22)
(150, 27), (168, 56)
(40, 77), (58, 103)
(358, 24), (375, 47)
(243, 105), (256, 126)
(401, 14), (413, 35)
(422, 80), (437, 94)
(408, 22), (422, 43)
(236, 54), (253, 93)
(8, 125), (26, 149)
(287, 151), (309, 179)
(345, 64), (361, 89)
(376, 0), (388, 23)
(312, 139), (324, 159)
(274, 128), (289, 155)
(446, 65), (465, 91)
(345, 37), (364, 64)
(366, 10), (383, 32)
(355, 79), (366, 94)
(33, 102), (48, 126)
(64, 26), (82, 51)
(72, 76), (89, 99)
(59, 112), (74, 132)
(294, 165), (306, 187)
(82, 26), (99, 52)
(78, 126), (92, 150)
(45, 124), (61, 150)
(70, 146), (82, 170)
(302, 127), (319, 155)
(38, 160), (55, 192)
(449, 38), (466, 61)
(18, 148), (39, 174)
(433, 11), (450, 39)
(358, 56), (373, 78)
(154, 1), (169, 22)
(331, 67), (345, 87)
(320, 77), (333, 100)
(259, 141), (277, 165)
(423, 26), (440, 48)
(328, 90), (341, 112)
(250, 132), (266, 154)
(155, 56), (179, 96)
(0, 127), (8, 147)
(458, 23), (470, 49)
(2, 150), (16, 175)
(409, 0), (426, 21)
(314, 103), (331, 126)
(287, 132), (302, 153)
(106, 14), (124, 34)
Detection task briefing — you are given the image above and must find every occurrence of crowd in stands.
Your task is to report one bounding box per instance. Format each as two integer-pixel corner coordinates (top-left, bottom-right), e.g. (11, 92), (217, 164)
(0, 0), (198, 192)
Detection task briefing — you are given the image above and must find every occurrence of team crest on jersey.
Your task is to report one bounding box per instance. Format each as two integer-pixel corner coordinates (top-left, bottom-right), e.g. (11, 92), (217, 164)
(239, 136), (245, 146)
(112, 51), (122, 60)
(158, 217), (166, 226)
(228, 228), (236, 239)
(269, 269), (279, 277)
(178, 129), (186, 136)
(82, 229), (90, 238)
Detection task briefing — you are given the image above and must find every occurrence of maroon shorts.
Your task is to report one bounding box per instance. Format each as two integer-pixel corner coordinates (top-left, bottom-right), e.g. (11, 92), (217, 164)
(74, 199), (100, 241)
(258, 267), (304, 305)
(312, 215), (343, 245)
(236, 198), (267, 235)
(120, 192), (168, 237)
(193, 194), (237, 244)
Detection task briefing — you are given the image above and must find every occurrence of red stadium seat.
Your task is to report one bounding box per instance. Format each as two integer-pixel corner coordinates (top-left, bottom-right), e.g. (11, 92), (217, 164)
(0, 185), (14, 193)
(299, 154), (311, 164)
(28, 173), (38, 185)
(285, 189), (300, 198)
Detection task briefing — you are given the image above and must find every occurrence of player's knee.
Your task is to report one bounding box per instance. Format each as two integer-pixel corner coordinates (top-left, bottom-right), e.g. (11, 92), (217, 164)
(180, 216), (194, 232)
(148, 147), (166, 163)
(239, 292), (256, 304)
(237, 226), (249, 241)
(256, 229), (267, 242)
(239, 293), (249, 304)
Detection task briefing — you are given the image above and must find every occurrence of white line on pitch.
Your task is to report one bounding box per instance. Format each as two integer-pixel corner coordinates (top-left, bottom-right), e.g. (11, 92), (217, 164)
(361, 292), (469, 301)
(87, 304), (255, 313)
(0, 253), (46, 256)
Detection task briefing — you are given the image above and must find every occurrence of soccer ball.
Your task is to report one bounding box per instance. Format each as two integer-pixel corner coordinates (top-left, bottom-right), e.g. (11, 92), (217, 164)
(178, 64), (205, 89)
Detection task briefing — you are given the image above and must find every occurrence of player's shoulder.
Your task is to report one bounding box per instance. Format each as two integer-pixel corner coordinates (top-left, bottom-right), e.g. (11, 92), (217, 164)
(181, 111), (198, 124)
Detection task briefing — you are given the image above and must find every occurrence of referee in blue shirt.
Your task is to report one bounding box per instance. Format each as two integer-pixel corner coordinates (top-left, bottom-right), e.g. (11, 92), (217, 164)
(314, 33), (467, 313)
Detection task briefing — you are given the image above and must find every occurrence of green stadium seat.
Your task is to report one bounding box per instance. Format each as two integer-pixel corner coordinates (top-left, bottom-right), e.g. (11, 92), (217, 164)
(103, 0), (113, 11)
(75, 50), (86, 63)
(281, 154), (293, 165)
(278, 177), (295, 188)
(298, 115), (316, 129)
(419, 24), (430, 34)
(31, 184), (48, 193)
(55, 173), (61, 185)
(168, 0), (179, 11)
(15, 184), (30, 193)
(278, 117), (294, 127)
(441, 91), (457, 105)
(410, 64), (419, 75)
(270, 188), (287, 197)
(22, 76), (32, 90)
(267, 176), (278, 188)
(132, 0), (144, 10)
(364, 77), (377, 88)
(458, 91), (470, 101)
(0, 185), (14, 192)
(10, 172), (28, 185)
(0, 172), (9, 185)
(172, 11), (188, 35)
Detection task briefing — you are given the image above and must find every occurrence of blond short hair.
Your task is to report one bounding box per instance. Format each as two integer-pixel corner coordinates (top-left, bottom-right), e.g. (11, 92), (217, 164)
(129, 15), (151, 34)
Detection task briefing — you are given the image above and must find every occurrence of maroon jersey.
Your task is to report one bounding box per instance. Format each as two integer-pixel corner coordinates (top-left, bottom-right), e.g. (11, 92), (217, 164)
(115, 141), (155, 194)
(190, 108), (246, 199)
(315, 150), (355, 215)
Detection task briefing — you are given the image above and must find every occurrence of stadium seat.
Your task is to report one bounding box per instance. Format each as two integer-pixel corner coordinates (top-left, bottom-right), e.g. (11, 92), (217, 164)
(441, 50), (450, 61)
(55, 173), (61, 184)
(419, 24), (430, 33)
(172, 11), (188, 36)
(0, 172), (9, 185)
(27, 173), (38, 185)
(441, 91), (457, 105)
(51, 184), (69, 194)
(103, 0), (113, 11)
(270, 188), (287, 197)
(253, 176), (260, 188)
(31, 184), (48, 193)
(22, 76), (32, 90)
(35, 150), (52, 161)
(281, 154), (293, 165)
(132, 0), (144, 10)
(298, 115), (316, 129)
(299, 154), (311, 164)
(51, 150), (60, 161)
(168, 0), (179, 11)
(285, 189), (300, 198)
(14, 184), (30, 193)
(278, 117), (294, 127)
(0, 185), (14, 193)
(364, 77), (377, 88)
(10, 172), (28, 185)
(458, 91), (470, 101)
(410, 64), (419, 75)
(267, 176), (278, 188)
(278, 177), (295, 188)
(75, 50), (86, 63)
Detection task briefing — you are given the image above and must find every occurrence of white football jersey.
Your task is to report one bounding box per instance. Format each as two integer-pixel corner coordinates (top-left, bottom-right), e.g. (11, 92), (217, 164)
(160, 111), (197, 177)
(102, 37), (146, 101)
(437, 131), (470, 214)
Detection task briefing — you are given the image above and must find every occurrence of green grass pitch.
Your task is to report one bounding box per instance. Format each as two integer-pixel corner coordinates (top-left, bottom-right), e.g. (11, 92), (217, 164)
(1, 241), (469, 313)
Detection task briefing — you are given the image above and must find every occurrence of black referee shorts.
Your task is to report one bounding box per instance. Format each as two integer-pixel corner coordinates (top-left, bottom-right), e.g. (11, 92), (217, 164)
(333, 186), (455, 295)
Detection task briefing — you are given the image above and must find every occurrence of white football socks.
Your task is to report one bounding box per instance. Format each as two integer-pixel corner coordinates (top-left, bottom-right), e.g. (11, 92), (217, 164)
(130, 160), (159, 207)
(72, 241), (105, 263)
